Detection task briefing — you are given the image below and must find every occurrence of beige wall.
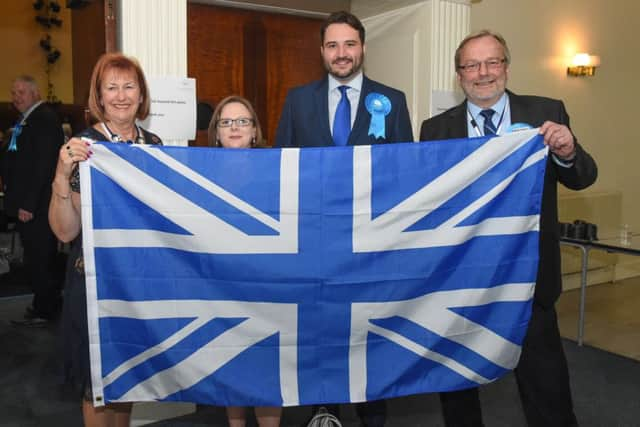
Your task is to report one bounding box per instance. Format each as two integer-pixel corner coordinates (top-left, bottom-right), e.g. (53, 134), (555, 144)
(470, 0), (639, 231)
(0, 2), (74, 103)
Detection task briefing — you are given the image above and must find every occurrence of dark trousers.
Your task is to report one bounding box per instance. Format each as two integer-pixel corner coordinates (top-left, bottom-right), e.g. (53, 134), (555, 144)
(17, 215), (60, 319)
(315, 400), (386, 426)
(440, 303), (578, 427)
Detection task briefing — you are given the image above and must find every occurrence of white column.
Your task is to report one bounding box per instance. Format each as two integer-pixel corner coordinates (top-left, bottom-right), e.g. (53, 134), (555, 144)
(430, 0), (470, 92)
(119, 0), (189, 146)
(358, 0), (470, 136)
(117, 8), (195, 426)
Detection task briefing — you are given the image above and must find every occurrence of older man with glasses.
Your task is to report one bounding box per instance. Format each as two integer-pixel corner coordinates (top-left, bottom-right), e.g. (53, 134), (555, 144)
(419, 30), (597, 427)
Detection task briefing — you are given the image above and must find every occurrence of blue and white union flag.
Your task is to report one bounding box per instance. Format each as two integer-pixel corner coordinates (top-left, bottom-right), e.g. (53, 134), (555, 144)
(80, 129), (548, 407)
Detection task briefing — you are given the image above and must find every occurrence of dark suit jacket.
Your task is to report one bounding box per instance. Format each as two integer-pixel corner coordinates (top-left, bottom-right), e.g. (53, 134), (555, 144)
(2, 102), (64, 218)
(419, 90), (597, 307)
(275, 75), (413, 147)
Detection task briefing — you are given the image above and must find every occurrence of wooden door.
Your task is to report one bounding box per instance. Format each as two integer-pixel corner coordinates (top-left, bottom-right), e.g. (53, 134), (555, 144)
(188, 4), (325, 146)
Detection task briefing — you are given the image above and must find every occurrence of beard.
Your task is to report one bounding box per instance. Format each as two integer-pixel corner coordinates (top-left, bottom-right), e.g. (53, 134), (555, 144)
(325, 55), (363, 81)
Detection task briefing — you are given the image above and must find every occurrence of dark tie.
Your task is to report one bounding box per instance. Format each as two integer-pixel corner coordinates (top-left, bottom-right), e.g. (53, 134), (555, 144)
(333, 85), (351, 146)
(479, 109), (497, 136)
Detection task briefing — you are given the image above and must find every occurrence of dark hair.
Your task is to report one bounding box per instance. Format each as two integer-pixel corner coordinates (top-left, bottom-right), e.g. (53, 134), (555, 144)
(454, 29), (511, 69)
(207, 95), (264, 147)
(88, 52), (151, 122)
(320, 11), (365, 45)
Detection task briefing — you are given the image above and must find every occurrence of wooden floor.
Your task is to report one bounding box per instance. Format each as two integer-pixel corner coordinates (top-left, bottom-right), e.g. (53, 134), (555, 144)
(557, 275), (640, 360)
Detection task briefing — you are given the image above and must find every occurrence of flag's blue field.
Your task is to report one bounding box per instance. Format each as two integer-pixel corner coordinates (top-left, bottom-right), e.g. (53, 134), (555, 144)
(80, 129), (547, 407)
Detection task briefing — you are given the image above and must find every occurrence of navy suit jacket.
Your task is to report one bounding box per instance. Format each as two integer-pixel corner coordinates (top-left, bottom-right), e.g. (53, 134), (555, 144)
(419, 90), (598, 307)
(274, 75), (413, 147)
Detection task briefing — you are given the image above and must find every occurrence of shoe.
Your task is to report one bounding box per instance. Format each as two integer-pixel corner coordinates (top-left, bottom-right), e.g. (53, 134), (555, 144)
(11, 317), (50, 327)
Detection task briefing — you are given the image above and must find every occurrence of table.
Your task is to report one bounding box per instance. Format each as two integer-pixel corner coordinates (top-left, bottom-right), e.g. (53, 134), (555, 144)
(560, 234), (640, 346)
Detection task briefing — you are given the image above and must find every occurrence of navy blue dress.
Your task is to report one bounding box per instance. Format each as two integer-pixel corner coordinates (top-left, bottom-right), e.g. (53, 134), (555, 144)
(60, 127), (162, 398)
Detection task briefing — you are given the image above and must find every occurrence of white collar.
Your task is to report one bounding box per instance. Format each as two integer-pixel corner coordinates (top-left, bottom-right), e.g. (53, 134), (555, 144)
(20, 100), (44, 124)
(328, 71), (363, 93)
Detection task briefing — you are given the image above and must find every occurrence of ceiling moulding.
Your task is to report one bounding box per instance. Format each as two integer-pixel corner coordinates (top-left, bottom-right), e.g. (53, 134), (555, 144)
(188, 0), (350, 18)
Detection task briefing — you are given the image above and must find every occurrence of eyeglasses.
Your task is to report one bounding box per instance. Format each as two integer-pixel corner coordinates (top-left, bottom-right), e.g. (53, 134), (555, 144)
(217, 118), (254, 128)
(457, 58), (506, 73)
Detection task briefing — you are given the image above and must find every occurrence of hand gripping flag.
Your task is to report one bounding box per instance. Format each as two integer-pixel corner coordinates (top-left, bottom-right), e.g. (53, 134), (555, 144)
(80, 128), (548, 407)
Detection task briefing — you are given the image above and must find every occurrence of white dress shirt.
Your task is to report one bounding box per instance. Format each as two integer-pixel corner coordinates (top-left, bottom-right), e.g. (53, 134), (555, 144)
(328, 72), (363, 135)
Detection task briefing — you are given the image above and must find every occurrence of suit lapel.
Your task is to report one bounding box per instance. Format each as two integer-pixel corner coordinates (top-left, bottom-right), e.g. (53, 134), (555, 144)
(447, 102), (468, 139)
(347, 75), (371, 145)
(507, 90), (527, 125)
(315, 78), (334, 146)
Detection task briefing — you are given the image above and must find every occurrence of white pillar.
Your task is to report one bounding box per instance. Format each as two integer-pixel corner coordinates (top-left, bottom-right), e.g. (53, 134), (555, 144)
(118, 6), (195, 425)
(119, 0), (189, 146)
(356, 0), (470, 136)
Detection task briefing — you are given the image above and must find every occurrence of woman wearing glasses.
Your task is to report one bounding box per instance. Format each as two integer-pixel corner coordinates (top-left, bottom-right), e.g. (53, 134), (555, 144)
(208, 95), (262, 148)
(208, 95), (281, 427)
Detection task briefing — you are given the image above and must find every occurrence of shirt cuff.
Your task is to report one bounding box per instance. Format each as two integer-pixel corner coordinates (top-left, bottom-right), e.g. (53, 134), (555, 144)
(552, 153), (575, 168)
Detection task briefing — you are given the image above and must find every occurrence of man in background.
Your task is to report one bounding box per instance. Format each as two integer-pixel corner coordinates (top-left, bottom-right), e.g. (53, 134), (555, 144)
(3, 75), (64, 326)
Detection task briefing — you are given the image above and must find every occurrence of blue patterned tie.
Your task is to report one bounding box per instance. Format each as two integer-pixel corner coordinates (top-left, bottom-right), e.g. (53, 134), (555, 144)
(479, 109), (497, 136)
(333, 85), (351, 146)
(7, 117), (24, 152)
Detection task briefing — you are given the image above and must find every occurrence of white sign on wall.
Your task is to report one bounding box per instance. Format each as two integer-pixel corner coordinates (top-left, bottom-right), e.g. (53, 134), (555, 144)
(140, 77), (196, 141)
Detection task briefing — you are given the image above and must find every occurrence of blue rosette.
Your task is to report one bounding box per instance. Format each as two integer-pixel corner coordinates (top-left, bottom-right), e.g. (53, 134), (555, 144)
(365, 93), (391, 139)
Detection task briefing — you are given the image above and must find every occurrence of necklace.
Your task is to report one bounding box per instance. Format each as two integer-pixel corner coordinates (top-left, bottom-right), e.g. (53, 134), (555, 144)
(101, 122), (145, 144)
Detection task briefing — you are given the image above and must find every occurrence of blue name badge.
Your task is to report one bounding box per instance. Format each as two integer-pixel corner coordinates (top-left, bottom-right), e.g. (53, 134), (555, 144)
(507, 122), (533, 133)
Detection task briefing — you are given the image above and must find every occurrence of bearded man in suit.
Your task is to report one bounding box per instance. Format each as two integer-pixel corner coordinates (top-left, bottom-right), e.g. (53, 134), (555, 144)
(419, 30), (597, 427)
(275, 11), (413, 149)
(274, 10), (413, 427)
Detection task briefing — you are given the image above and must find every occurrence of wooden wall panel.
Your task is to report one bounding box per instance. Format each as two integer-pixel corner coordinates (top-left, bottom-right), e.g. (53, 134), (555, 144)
(263, 13), (325, 145)
(71, 0), (106, 107)
(187, 4), (325, 146)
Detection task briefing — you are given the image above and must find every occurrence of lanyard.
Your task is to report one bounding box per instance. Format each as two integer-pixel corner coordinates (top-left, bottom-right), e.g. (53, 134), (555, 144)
(468, 102), (509, 137)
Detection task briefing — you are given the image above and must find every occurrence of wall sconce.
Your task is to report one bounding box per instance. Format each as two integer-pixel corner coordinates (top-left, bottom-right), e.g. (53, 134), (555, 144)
(567, 53), (600, 77)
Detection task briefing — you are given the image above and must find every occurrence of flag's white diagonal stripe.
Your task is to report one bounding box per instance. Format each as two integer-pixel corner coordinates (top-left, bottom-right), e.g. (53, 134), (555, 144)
(405, 284), (533, 367)
(102, 315), (211, 387)
(430, 283), (535, 307)
(99, 299), (299, 405)
(358, 215), (539, 251)
(349, 284), (533, 401)
(90, 145), (299, 253)
(90, 146), (234, 237)
(139, 146), (281, 230)
(118, 319), (275, 402)
(367, 323), (492, 384)
(353, 130), (545, 252)
(426, 308), (522, 369)
(439, 147), (547, 229)
(371, 129), (540, 233)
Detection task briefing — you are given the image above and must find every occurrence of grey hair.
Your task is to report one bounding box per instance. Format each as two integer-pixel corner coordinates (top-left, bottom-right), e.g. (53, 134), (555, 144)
(454, 30), (511, 69)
